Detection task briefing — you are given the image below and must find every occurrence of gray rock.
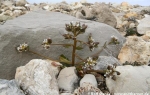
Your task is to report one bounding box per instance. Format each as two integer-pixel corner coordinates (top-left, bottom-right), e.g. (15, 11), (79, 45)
(0, 10), (125, 79)
(137, 16), (150, 34)
(93, 56), (121, 70)
(0, 79), (25, 95)
(91, 3), (117, 27)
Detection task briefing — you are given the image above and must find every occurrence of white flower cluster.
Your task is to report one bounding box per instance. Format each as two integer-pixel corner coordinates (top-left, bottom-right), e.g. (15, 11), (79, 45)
(42, 38), (52, 49)
(17, 43), (29, 52)
(104, 64), (120, 81)
(83, 57), (97, 70)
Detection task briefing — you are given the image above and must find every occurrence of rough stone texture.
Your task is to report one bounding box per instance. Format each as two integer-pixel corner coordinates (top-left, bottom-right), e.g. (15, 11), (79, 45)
(118, 36), (150, 64)
(15, 0), (27, 6)
(0, 10), (125, 79)
(80, 74), (97, 87)
(106, 65), (150, 93)
(91, 3), (117, 27)
(74, 82), (103, 95)
(15, 59), (60, 95)
(0, 79), (25, 95)
(137, 16), (150, 34)
(93, 56), (121, 70)
(57, 67), (78, 92)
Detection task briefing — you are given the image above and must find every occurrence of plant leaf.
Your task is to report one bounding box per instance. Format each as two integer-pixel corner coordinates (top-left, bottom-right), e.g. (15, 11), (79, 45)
(76, 46), (83, 50)
(63, 44), (72, 48)
(59, 54), (71, 64)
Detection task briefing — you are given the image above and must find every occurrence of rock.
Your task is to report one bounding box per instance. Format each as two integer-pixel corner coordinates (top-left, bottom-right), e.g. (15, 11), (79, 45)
(80, 74), (97, 87)
(118, 36), (150, 64)
(60, 93), (73, 95)
(93, 56), (121, 70)
(15, 0), (27, 6)
(74, 82), (103, 95)
(15, 59), (61, 95)
(0, 15), (10, 22)
(121, 2), (129, 7)
(0, 79), (25, 95)
(57, 67), (78, 92)
(42, 5), (49, 10)
(129, 23), (136, 28)
(75, 11), (85, 19)
(0, 10), (125, 79)
(91, 3), (117, 27)
(13, 10), (23, 17)
(106, 65), (150, 93)
(124, 12), (138, 18)
(137, 16), (150, 34)
(71, 2), (83, 10)
(1, 1), (13, 7)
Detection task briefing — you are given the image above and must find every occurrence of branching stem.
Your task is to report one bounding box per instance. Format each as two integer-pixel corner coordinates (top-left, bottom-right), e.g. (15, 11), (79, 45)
(29, 50), (58, 62)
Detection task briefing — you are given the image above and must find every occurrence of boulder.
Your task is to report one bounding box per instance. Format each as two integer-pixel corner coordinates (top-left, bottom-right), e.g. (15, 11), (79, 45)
(124, 12), (138, 18)
(91, 3), (117, 27)
(0, 79), (25, 95)
(93, 56), (121, 70)
(15, 59), (61, 95)
(15, 0), (27, 6)
(118, 36), (150, 64)
(57, 67), (78, 92)
(137, 16), (150, 34)
(0, 10), (125, 79)
(106, 65), (150, 93)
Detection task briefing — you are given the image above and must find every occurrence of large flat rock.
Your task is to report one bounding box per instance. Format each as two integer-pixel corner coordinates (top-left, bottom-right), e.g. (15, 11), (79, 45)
(0, 10), (125, 79)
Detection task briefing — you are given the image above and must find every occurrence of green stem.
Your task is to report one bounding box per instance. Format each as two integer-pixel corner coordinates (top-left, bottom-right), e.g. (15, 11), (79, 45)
(75, 42), (107, 64)
(29, 50), (58, 62)
(72, 37), (77, 66)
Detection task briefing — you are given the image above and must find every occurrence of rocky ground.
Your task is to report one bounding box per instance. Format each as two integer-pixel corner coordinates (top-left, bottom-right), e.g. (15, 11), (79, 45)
(0, 0), (150, 95)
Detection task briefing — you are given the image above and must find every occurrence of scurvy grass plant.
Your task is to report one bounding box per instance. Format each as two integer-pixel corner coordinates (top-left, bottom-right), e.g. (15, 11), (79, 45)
(16, 22), (120, 78)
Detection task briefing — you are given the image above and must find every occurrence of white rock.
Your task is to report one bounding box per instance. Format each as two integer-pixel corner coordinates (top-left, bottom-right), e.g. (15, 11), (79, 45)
(106, 65), (150, 93)
(80, 74), (97, 87)
(137, 16), (150, 34)
(13, 6), (26, 11)
(57, 67), (78, 92)
(0, 79), (25, 95)
(43, 5), (49, 10)
(13, 10), (22, 17)
(144, 14), (150, 18)
(15, 59), (61, 95)
(60, 93), (73, 95)
(129, 23), (136, 28)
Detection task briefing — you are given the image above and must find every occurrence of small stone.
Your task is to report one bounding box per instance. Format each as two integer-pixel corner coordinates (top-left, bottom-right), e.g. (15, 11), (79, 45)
(80, 74), (97, 87)
(57, 67), (78, 92)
